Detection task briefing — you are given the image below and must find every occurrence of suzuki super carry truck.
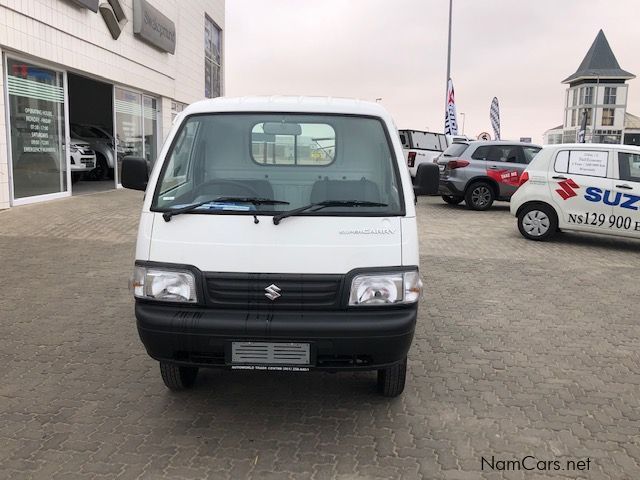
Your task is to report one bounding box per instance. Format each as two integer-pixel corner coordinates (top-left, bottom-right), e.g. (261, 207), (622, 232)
(122, 96), (438, 397)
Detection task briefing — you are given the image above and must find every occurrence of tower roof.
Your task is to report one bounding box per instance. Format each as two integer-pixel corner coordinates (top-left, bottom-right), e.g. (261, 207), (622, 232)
(562, 30), (635, 84)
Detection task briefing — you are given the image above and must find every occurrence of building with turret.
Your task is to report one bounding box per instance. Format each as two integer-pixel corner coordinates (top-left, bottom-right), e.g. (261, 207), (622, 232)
(544, 30), (640, 145)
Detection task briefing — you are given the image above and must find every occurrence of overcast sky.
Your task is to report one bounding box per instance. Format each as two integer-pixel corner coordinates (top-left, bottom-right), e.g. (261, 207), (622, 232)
(225, 0), (640, 144)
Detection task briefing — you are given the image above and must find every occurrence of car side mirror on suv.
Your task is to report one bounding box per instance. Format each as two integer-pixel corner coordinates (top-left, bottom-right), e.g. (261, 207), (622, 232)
(413, 163), (439, 196)
(121, 156), (149, 191)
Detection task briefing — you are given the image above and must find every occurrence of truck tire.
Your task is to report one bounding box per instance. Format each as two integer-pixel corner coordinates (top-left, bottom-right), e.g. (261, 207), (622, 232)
(465, 182), (495, 211)
(159, 362), (199, 391)
(377, 357), (407, 397)
(89, 154), (109, 181)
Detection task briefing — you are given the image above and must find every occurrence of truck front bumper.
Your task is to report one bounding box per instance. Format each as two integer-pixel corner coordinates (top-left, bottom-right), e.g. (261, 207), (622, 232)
(135, 302), (417, 371)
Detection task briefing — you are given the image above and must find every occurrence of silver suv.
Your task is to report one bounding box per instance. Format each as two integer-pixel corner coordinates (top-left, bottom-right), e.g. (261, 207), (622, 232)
(436, 141), (542, 210)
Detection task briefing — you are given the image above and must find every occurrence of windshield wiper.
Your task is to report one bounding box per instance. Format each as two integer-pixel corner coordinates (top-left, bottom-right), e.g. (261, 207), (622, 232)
(272, 200), (388, 225)
(162, 197), (290, 222)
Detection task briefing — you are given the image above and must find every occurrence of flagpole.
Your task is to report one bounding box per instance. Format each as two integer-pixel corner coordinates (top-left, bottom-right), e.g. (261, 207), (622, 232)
(445, 0), (453, 108)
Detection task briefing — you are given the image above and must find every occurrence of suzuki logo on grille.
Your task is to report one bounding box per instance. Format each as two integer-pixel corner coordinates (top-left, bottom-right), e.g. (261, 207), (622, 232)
(264, 284), (282, 301)
(556, 178), (580, 200)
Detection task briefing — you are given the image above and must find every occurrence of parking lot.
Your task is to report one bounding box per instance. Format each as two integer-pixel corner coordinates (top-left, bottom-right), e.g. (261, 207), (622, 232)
(1, 190), (639, 480)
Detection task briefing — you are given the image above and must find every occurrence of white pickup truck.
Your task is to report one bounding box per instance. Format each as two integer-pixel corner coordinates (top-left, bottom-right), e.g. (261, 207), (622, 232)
(399, 129), (471, 179)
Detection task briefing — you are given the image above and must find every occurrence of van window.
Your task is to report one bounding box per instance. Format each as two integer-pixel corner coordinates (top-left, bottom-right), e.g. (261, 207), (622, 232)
(251, 123), (335, 165)
(152, 113), (404, 216)
(555, 150), (608, 177)
(618, 152), (640, 182)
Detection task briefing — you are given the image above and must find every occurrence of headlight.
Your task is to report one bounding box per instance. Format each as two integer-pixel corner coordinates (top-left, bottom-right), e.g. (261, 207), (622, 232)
(130, 266), (197, 303)
(349, 270), (423, 306)
(70, 145), (79, 153)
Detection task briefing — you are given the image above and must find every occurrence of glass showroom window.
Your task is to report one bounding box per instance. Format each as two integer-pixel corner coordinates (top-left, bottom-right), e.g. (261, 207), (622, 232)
(7, 58), (67, 201)
(602, 108), (615, 127)
(604, 87), (617, 105)
(205, 16), (222, 98)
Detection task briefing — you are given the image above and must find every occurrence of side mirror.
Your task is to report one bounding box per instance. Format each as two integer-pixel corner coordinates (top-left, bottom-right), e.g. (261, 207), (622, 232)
(121, 156), (149, 191)
(413, 163), (439, 196)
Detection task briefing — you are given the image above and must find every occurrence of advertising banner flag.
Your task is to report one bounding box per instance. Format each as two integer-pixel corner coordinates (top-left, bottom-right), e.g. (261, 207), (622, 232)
(444, 78), (458, 135)
(490, 97), (500, 140)
(577, 109), (588, 143)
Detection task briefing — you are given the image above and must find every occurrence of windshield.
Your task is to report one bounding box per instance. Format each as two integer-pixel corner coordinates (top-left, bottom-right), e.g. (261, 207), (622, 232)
(152, 113), (404, 216)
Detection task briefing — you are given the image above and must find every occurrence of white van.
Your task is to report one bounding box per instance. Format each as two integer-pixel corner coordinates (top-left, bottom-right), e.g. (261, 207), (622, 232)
(511, 143), (640, 241)
(122, 96), (438, 397)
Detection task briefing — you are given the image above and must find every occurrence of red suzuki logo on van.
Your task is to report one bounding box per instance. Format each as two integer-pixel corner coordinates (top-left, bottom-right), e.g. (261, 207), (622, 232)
(556, 179), (580, 200)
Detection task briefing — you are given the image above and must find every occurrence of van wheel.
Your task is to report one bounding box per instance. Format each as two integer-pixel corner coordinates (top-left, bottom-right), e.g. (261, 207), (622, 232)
(442, 195), (464, 205)
(465, 182), (495, 210)
(159, 362), (199, 391)
(377, 357), (407, 397)
(518, 203), (558, 241)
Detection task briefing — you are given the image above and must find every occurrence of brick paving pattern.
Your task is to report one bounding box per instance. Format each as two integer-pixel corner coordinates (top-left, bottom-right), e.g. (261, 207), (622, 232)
(1, 190), (639, 479)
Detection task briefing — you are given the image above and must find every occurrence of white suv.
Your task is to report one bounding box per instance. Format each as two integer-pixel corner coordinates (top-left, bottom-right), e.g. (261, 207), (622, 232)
(511, 144), (640, 241)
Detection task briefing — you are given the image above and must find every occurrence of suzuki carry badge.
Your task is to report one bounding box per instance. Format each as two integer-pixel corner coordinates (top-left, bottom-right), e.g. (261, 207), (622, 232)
(123, 96), (439, 397)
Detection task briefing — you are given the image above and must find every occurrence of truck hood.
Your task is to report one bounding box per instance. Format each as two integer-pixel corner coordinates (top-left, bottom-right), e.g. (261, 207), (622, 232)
(147, 213), (402, 274)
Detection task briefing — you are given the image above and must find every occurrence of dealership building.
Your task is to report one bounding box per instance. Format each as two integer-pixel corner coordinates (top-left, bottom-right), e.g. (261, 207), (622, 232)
(544, 30), (640, 145)
(0, 0), (224, 209)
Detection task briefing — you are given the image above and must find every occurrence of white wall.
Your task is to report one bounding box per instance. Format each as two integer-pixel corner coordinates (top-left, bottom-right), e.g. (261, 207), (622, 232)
(0, 0), (225, 209)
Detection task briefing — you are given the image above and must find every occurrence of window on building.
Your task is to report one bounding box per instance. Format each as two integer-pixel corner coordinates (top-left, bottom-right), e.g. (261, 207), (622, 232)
(571, 109), (577, 126)
(171, 101), (187, 123)
(602, 108), (615, 127)
(578, 108), (593, 126)
(572, 89), (578, 107)
(579, 87), (593, 105)
(205, 16), (222, 98)
(604, 87), (617, 105)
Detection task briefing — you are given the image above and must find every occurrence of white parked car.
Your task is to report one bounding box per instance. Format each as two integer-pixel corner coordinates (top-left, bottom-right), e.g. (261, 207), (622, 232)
(69, 138), (96, 183)
(511, 143), (640, 241)
(122, 96), (439, 397)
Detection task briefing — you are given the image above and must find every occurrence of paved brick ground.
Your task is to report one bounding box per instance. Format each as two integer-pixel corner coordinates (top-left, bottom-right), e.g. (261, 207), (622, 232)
(1, 190), (639, 480)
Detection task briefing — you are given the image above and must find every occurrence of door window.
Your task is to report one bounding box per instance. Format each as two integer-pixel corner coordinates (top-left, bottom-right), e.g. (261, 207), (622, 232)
(618, 152), (640, 182)
(7, 59), (67, 200)
(487, 145), (521, 163)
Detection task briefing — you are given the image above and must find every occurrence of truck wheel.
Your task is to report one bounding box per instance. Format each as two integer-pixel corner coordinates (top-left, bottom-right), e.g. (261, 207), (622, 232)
(441, 195), (463, 205)
(377, 357), (407, 397)
(89, 155), (108, 181)
(517, 203), (558, 241)
(465, 182), (495, 211)
(159, 362), (199, 391)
